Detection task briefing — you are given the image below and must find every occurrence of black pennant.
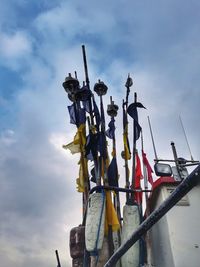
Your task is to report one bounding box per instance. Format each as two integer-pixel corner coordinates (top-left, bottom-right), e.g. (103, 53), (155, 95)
(127, 102), (146, 142)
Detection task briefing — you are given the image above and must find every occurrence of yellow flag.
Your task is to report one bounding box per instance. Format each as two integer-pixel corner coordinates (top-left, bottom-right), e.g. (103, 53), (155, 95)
(63, 124), (86, 154)
(123, 132), (131, 160)
(76, 160), (85, 192)
(105, 191), (120, 234)
(76, 155), (88, 192)
(63, 142), (80, 154)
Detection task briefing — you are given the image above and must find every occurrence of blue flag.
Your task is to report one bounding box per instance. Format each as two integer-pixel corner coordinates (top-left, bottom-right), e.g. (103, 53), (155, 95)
(127, 102), (145, 142)
(68, 103), (76, 125)
(93, 98), (100, 130)
(106, 117), (115, 139)
(68, 103), (86, 126)
(107, 157), (119, 187)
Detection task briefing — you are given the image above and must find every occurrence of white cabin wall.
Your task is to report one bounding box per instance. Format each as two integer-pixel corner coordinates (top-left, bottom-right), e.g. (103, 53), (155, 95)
(150, 183), (200, 267)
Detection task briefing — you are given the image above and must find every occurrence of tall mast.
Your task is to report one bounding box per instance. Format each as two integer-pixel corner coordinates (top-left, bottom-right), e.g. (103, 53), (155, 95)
(148, 116), (158, 161)
(131, 92), (137, 200)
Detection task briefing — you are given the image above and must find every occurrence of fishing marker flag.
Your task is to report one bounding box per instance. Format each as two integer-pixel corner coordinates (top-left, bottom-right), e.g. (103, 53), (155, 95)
(68, 103), (86, 126)
(67, 103), (76, 125)
(142, 150), (154, 186)
(76, 158), (88, 192)
(127, 102), (146, 142)
(134, 151), (143, 204)
(123, 102), (131, 160)
(107, 157), (119, 187)
(63, 124), (86, 154)
(105, 191), (120, 234)
(106, 117), (115, 139)
(93, 98), (101, 130)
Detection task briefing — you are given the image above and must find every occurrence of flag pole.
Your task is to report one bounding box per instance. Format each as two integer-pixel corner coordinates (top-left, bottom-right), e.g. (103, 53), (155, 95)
(130, 92), (137, 202)
(63, 73), (89, 218)
(94, 80), (108, 186)
(82, 45), (94, 126)
(141, 130), (149, 213)
(122, 75), (133, 203)
(141, 130), (152, 266)
(81, 45), (100, 187)
(107, 96), (122, 227)
(94, 79), (116, 258)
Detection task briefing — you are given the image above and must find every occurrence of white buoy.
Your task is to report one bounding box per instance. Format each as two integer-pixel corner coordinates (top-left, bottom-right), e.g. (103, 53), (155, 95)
(121, 204), (140, 266)
(85, 192), (106, 253)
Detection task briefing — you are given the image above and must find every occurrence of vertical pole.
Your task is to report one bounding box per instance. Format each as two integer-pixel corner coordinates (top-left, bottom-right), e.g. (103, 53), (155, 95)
(82, 45), (94, 126)
(179, 116), (194, 161)
(141, 131), (152, 266)
(123, 100), (130, 203)
(74, 101), (89, 218)
(147, 116), (158, 161)
(131, 92), (137, 200)
(171, 141), (182, 179)
(55, 250), (62, 267)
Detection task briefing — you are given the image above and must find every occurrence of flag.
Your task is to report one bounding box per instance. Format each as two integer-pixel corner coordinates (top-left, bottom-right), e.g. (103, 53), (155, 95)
(134, 151), (143, 204)
(68, 103), (76, 125)
(127, 102), (146, 142)
(82, 99), (90, 113)
(63, 124), (86, 154)
(123, 131), (131, 160)
(100, 97), (105, 129)
(68, 103), (86, 126)
(63, 141), (80, 154)
(123, 103), (131, 160)
(106, 117), (115, 139)
(97, 132), (107, 160)
(76, 157), (88, 192)
(142, 150), (153, 185)
(107, 157), (119, 187)
(93, 98), (100, 130)
(90, 167), (96, 183)
(105, 191), (120, 234)
(85, 132), (98, 160)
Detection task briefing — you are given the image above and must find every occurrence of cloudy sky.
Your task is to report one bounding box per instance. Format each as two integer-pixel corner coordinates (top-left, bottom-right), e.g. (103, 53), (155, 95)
(0, 0), (200, 266)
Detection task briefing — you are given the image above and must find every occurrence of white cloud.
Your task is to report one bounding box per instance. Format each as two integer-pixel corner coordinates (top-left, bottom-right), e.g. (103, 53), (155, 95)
(0, 31), (32, 59)
(0, 30), (33, 70)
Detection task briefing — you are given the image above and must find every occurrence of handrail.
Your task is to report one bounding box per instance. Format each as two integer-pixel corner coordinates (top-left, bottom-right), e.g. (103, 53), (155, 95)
(104, 164), (200, 267)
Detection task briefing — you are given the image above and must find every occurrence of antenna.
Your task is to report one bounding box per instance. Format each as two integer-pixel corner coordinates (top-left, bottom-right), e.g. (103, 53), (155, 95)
(179, 115), (194, 161)
(147, 116), (158, 161)
(55, 250), (62, 267)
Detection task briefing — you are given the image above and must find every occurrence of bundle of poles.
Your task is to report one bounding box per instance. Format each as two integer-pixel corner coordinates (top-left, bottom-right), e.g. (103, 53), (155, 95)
(63, 45), (154, 266)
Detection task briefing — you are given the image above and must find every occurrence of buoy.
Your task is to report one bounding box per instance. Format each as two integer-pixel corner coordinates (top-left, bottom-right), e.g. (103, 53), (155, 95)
(121, 204), (140, 266)
(85, 192), (106, 253)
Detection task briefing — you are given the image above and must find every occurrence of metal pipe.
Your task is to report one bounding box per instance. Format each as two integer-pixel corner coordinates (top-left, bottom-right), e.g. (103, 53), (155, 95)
(154, 159), (199, 163)
(89, 185), (152, 195)
(104, 164), (200, 267)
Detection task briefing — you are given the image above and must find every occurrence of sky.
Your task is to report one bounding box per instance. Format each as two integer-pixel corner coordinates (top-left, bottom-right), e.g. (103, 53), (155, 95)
(0, 0), (200, 266)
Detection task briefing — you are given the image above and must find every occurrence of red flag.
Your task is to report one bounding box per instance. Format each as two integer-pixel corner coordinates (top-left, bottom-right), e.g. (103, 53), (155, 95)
(142, 150), (153, 185)
(134, 152), (143, 204)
